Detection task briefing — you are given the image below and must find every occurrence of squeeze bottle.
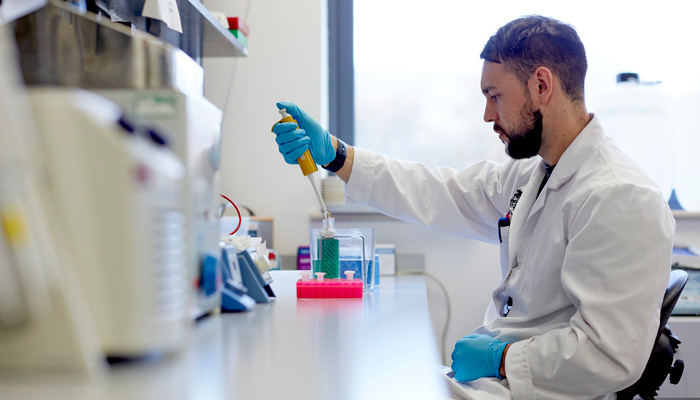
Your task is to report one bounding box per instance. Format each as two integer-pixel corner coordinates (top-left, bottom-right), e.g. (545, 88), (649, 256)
(273, 109), (330, 219)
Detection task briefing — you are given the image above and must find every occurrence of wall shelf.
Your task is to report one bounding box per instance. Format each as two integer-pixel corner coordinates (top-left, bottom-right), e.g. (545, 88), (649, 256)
(179, 0), (248, 58)
(2, 0), (248, 59)
(673, 210), (700, 219)
(99, 0), (248, 59)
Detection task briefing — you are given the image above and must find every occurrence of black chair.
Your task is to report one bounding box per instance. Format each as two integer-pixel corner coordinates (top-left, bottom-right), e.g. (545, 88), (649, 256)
(616, 269), (688, 400)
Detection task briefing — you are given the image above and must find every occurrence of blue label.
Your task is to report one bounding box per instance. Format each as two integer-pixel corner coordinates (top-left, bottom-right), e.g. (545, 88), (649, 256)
(375, 255), (380, 285)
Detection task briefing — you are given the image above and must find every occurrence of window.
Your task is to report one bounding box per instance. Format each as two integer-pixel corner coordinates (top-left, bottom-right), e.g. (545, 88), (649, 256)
(331, 0), (700, 208)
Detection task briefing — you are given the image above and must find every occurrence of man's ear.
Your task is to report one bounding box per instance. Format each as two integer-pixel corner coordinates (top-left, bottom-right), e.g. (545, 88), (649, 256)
(533, 66), (553, 104)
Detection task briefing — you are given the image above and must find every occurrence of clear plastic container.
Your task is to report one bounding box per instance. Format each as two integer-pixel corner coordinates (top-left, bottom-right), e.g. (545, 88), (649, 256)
(310, 227), (376, 291)
(588, 73), (674, 202)
(674, 90), (700, 211)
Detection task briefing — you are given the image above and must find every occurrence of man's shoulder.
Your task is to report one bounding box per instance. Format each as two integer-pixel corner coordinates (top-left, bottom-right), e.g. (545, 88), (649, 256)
(578, 137), (658, 192)
(558, 138), (668, 221)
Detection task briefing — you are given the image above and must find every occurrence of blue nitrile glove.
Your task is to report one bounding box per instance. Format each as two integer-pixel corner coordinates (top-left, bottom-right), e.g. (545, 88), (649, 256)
(450, 334), (508, 382)
(272, 102), (335, 166)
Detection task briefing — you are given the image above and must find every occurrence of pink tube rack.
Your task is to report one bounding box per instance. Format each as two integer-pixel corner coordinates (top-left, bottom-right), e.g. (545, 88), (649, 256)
(296, 278), (363, 298)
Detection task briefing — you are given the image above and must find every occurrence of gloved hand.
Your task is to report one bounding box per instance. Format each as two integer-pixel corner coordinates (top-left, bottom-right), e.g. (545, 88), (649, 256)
(272, 102), (335, 166)
(450, 334), (508, 382)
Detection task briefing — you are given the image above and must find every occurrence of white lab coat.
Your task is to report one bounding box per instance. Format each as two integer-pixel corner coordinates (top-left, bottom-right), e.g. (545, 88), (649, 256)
(345, 115), (675, 399)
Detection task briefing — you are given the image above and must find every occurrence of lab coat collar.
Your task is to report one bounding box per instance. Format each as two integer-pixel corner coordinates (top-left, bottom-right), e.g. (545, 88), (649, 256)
(526, 115), (604, 217)
(509, 115), (606, 268)
(540, 114), (606, 192)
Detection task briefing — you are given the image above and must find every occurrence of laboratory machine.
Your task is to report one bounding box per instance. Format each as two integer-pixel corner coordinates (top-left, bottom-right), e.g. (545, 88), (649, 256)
(219, 243), (256, 311)
(0, 23), (105, 374)
(7, 0), (225, 319)
(28, 88), (190, 357)
(221, 236), (277, 303)
(91, 87), (225, 319)
(237, 247), (276, 303)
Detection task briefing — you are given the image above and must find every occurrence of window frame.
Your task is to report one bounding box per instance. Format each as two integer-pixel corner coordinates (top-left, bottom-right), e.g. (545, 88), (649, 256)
(327, 0), (355, 145)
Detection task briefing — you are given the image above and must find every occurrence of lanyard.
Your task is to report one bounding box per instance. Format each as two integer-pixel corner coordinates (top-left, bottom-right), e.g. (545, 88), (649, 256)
(498, 164), (554, 243)
(497, 188), (521, 243)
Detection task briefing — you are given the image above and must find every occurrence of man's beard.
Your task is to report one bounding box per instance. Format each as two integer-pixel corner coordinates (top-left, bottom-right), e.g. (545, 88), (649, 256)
(495, 106), (543, 160)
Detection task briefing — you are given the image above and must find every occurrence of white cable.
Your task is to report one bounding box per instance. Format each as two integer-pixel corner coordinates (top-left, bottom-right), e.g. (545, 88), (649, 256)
(396, 269), (452, 365)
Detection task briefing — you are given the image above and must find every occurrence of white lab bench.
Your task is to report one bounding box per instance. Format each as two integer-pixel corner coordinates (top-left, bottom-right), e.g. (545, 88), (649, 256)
(0, 271), (450, 400)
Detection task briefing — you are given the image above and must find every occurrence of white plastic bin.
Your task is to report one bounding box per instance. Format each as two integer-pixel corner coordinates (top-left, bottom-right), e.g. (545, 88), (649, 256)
(674, 90), (700, 211)
(588, 73), (674, 202)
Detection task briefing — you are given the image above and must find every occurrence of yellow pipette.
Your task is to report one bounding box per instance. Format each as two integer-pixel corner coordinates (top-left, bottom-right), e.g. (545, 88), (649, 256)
(273, 109), (331, 219)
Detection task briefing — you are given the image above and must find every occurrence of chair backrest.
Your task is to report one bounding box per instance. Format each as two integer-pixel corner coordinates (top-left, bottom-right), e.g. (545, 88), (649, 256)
(658, 270), (689, 335)
(617, 269), (689, 400)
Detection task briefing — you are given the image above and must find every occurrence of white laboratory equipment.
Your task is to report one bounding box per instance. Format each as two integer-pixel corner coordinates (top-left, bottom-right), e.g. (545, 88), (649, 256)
(588, 73), (675, 202)
(0, 24), (105, 373)
(92, 87), (224, 318)
(674, 90), (700, 211)
(7, 0), (225, 319)
(28, 88), (191, 357)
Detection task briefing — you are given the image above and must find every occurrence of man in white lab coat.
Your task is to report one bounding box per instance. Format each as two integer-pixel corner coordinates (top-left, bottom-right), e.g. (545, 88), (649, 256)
(271, 15), (674, 400)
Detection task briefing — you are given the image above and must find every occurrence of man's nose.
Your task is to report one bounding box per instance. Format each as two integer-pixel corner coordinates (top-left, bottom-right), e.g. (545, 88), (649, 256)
(484, 102), (498, 123)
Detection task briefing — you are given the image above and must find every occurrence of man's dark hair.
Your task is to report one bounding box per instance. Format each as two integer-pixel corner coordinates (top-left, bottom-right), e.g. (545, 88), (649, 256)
(480, 15), (587, 103)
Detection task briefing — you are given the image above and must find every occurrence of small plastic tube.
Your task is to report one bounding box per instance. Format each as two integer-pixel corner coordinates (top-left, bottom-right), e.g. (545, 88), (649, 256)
(345, 270), (355, 281)
(321, 217), (335, 238)
(315, 272), (326, 282)
(300, 271), (311, 282)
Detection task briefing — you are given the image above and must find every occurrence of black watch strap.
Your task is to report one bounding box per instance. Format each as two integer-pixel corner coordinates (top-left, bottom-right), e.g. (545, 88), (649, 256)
(322, 139), (347, 173)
